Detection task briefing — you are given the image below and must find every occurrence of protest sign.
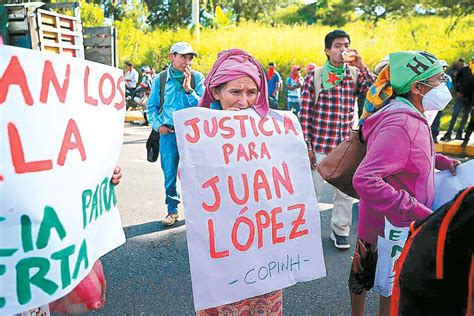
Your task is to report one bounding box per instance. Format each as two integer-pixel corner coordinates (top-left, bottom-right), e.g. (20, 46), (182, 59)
(0, 45), (126, 314)
(374, 218), (409, 297)
(433, 160), (474, 210)
(174, 108), (326, 311)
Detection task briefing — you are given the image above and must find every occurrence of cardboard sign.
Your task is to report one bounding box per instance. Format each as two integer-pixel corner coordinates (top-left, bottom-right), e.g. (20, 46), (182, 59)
(0, 45), (126, 314)
(174, 108), (326, 311)
(433, 160), (474, 211)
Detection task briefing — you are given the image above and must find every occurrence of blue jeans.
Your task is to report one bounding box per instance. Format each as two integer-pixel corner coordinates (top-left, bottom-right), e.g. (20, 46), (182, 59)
(287, 99), (300, 116)
(159, 132), (180, 214)
(446, 95), (471, 136)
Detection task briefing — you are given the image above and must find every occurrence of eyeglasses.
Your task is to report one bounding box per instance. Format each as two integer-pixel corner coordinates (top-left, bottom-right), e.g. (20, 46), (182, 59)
(421, 73), (449, 86)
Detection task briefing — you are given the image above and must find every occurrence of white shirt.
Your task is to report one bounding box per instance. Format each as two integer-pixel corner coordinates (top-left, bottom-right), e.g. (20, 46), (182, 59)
(125, 68), (139, 89)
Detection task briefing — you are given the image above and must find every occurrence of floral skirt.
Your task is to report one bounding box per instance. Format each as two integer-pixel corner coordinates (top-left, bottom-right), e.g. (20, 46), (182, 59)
(196, 290), (283, 316)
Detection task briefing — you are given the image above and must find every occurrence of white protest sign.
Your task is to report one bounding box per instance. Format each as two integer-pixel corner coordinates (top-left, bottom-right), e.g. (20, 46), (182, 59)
(374, 217), (409, 297)
(174, 108), (326, 311)
(433, 160), (474, 211)
(0, 45), (126, 314)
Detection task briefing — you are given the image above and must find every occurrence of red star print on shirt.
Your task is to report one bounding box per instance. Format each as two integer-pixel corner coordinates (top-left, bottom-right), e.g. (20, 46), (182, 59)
(326, 72), (340, 85)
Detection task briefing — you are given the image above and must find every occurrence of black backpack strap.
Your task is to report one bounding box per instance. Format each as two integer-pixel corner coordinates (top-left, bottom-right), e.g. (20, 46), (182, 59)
(158, 70), (167, 114)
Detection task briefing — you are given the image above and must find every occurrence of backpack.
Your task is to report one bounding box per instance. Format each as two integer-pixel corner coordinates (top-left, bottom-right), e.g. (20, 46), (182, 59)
(146, 70), (196, 162)
(391, 186), (474, 315)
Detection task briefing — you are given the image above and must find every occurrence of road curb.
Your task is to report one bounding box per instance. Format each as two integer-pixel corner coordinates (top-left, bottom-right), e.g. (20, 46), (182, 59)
(435, 140), (474, 157)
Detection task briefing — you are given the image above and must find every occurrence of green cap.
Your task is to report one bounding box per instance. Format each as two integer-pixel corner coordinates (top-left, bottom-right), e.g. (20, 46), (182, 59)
(389, 51), (443, 95)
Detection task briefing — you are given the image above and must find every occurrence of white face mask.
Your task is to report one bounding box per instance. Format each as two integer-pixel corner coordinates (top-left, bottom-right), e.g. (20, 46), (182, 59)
(420, 82), (452, 111)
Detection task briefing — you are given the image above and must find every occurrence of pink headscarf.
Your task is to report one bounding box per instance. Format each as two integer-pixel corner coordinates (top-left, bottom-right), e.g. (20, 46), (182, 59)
(198, 48), (269, 117)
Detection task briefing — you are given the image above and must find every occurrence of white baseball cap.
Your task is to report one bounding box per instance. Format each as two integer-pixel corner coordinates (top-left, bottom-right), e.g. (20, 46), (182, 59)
(170, 42), (198, 57)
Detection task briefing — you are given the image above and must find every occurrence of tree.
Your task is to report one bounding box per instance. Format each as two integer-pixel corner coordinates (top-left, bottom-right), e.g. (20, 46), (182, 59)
(417, 0), (474, 35)
(354, 0), (409, 27)
(144, 0), (193, 28)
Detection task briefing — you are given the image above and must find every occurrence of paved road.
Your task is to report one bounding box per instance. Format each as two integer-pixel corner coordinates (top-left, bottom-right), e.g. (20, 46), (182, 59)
(94, 123), (379, 315)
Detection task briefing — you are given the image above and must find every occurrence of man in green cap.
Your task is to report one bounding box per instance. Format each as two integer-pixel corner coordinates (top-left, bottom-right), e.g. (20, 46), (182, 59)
(350, 50), (460, 316)
(300, 29), (375, 249)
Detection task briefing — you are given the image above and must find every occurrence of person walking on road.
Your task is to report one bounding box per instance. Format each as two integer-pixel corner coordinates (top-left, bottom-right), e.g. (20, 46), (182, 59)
(197, 48), (282, 316)
(146, 42), (205, 226)
(267, 62), (282, 110)
(286, 65), (303, 115)
(351, 50), (460, 316)
(299, 29), (375, 249)
(441, 57), (469, 141)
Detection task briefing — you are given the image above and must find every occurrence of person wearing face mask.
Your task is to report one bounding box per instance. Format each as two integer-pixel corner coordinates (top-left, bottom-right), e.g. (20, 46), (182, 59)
(350, 51), (461, 316)
(197, 48), (282, 316)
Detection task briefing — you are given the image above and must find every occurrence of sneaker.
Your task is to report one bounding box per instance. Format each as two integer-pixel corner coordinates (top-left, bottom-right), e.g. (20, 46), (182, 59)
(330, 231), (351, 249)
(162, 213), (179, 226)
(461, 139), (469, 148)
(455, 133), (464, 140)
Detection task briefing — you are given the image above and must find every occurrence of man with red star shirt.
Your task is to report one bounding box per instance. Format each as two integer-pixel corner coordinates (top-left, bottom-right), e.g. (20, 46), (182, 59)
(300, 30), (375, 249)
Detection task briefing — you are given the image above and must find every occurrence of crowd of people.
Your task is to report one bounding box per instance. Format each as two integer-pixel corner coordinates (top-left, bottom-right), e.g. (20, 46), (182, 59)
(14, 28), (471, 315)
(140, 28), (467, 315)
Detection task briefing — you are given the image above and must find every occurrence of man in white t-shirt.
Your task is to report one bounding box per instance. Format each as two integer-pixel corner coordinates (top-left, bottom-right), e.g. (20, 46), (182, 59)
(124, 62), (139, 96)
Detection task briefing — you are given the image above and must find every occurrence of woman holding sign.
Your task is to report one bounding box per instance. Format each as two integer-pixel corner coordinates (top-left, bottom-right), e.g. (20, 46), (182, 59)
(351, 51), (460, 315)
(196, 49), (282, 315)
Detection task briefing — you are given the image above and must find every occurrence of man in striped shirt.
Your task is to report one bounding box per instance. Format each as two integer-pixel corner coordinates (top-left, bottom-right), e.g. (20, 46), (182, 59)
(299, 30), (375, 249)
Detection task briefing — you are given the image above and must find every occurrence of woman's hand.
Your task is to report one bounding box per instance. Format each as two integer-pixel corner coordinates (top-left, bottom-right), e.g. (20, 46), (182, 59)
(448, 160), (461, 176)
(111, 166), (123, 186)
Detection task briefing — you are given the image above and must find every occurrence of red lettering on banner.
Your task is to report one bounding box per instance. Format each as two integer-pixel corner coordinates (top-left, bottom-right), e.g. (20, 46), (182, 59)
(114, 76), (125, 110)
(0, 56), (33, 106)
(258, 117), (273, 136)
(202, 176), (221, 212)
(234, 115), (249, 138)
(39, 60), (70, 104)
(253, 169), (272, 202)
(231, 216), (255, 251)
(222, 143), (234, 165)
(255, 210), (271, 248)
(98, 73), (115, 105)
(272, 162), (294, 198)
(184, 118), (201, 143)
(228, 174), (249, 205)
(236, 144), (250, 162)
(249, 116), (259, 137)
(260, 142), (271, 160)
(8, 123), (53, 173)
(84, 66), (98, 106)
(247, 142), (258, 160)
(219, 117), (235, 139)
(283, 115), (298, 136)
(57, 119), (87, 166)
(289, 204), (309, 239)
(271, 207), (286, 244)
(208, 219), (230, 258)
(272, 118), (282, 134)
(204, 117), (218, 137)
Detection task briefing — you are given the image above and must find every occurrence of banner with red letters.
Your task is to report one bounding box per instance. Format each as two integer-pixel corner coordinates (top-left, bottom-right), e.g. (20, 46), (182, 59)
(174, 108), (326, 311)
(0, 45), (126, 314)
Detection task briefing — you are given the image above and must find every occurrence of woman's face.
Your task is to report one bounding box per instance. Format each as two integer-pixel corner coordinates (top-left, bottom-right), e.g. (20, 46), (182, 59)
(212, 76), (259, 110)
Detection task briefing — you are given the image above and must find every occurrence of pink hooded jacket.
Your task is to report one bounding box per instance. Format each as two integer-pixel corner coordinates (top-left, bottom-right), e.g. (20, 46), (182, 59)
(353, 98), (453, 244)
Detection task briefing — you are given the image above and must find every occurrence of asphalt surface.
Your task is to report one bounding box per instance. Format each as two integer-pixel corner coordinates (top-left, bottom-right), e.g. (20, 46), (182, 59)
(91, 123), (379, 315)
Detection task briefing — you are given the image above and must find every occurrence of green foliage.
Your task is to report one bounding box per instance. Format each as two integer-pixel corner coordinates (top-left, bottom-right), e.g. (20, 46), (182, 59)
(79, 0), (105, 27)
(354, 0), (409, 27)
(115, 15), (473, 74)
